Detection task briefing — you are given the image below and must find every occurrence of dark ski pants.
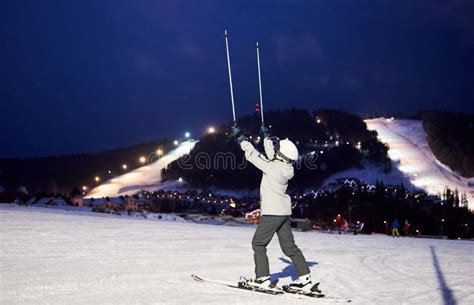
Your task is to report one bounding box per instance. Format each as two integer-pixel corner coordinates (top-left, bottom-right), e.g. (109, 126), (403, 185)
(252, 215), (310, 278)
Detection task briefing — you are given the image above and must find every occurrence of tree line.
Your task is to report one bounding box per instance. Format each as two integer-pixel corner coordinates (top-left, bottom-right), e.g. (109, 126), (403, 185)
(0, 140), (172, 194)
(422, 111), (474, 177)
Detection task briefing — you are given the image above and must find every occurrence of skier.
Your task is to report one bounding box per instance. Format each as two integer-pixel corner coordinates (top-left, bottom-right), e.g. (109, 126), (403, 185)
(391, 219), (400, 237)
(402, 220), (410, 236)
(230, 125), (314, 293)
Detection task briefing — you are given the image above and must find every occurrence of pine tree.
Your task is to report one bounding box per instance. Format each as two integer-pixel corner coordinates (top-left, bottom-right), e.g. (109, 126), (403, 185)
(461, 192), (468, 208)
(454, 189), (460, 207)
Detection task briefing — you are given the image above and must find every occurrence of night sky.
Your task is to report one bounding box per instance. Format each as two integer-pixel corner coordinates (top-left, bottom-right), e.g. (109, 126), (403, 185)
(1, 1), (473, 157)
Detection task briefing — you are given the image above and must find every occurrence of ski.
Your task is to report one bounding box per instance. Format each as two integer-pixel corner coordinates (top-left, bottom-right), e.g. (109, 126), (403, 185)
(282, 283), (352, 302)
(190, 274), (352, 302)
(191, 274), (283, 296)
(282, 282), (325, 298)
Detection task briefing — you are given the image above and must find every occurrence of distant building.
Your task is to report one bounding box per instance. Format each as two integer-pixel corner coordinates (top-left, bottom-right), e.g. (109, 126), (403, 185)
(245, 209), (261, 223)
(71, 194), (83, 207)
(105, 197), (114, 209)
(123, 195), (138, 212)
(83, 196), (145, 212)
(70, 187), (83, 207)
(33, 197), (68, 206)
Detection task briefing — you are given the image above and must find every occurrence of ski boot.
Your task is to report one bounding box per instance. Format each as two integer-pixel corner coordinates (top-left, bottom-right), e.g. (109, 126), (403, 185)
(240, 276), (282, 294)
(283, 274), (322, 295)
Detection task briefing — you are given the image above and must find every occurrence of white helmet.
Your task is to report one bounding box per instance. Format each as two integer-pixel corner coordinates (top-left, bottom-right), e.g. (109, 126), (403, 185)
(276, 138), (298, 163)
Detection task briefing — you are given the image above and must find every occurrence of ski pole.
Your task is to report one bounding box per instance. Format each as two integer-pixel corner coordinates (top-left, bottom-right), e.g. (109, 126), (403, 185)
(256, 42), (264, 125)
(224, 30), (237, 126)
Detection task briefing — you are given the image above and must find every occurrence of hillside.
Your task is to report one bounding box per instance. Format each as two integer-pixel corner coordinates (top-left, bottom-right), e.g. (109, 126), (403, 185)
(365, 118), (473, 209)
(161, 109), (387, 190)
(86, 140), (197, 198)
(0, 139), (173, 194)
(1, 206), (473, 305)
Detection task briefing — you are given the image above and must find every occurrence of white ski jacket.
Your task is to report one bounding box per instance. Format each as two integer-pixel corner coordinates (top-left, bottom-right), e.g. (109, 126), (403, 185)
(240, 138), (294, 216)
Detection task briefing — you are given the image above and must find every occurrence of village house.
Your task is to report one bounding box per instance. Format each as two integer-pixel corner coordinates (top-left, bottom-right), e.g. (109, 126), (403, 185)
(70, 194), (83, 207)
(105, 197), (113, 209)
(28, 197), (69, 207)
(123, 195), (138, 212)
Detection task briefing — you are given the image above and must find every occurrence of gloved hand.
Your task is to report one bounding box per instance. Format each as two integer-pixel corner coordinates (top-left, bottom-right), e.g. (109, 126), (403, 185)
(229, 125), (242, 138)
(236, 134), (248, 144)
(260, 124), (269, 138)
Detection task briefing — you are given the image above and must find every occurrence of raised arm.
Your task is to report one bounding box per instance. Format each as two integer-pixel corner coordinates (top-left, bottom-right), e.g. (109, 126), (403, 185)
(263, 137), (275, 160)
(240, 140), (272, 173)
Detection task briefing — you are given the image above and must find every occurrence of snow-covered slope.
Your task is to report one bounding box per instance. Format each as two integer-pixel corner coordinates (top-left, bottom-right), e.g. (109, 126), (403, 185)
(365, 118), (473, 209)
(87, 118), (473, 210)
(322, 161), (410, 188)
(1, 207), (473, 305)
(86, 140), (198, 198)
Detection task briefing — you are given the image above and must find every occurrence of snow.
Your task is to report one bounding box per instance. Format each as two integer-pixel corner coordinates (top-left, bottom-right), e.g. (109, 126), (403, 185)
(365, 118), (474, 209)
(1, 207), (473, 305)
(322, 161), (410, 188)
(86, 140), (198, 198)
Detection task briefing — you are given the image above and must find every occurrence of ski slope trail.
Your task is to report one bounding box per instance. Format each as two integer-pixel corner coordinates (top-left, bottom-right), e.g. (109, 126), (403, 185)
(86, 140), (197, 198)
(1, 206), (473, 305)
(365, 118), (473, 209)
